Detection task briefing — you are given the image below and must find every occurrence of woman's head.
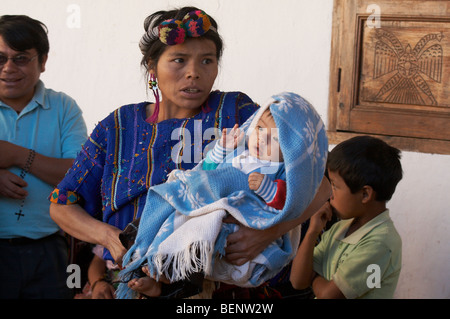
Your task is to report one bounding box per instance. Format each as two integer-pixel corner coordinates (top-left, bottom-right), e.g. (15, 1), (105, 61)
(139, 7), (223, 119)
(139, 7), (223, 73)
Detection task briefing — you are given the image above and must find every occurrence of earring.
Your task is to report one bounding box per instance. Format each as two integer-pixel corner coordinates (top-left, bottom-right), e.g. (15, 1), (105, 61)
(147, 74), (160, 123)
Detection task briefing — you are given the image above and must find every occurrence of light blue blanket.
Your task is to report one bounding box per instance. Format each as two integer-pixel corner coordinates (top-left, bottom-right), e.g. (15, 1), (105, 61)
(117, 92), (328, 298)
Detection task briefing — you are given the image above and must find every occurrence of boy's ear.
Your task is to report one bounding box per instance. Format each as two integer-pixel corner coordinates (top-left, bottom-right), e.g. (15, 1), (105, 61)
(361, 185), (375, 204)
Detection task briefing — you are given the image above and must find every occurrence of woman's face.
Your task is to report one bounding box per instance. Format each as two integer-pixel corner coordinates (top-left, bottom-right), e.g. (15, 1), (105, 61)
(152, 38), (218, 118)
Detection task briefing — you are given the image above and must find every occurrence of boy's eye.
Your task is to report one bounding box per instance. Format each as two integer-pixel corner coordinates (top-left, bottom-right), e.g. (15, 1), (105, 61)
(173, 58), (184, 63)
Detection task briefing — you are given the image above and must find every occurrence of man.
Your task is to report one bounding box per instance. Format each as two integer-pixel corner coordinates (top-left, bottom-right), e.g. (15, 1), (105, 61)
(0, 15), (87, 298)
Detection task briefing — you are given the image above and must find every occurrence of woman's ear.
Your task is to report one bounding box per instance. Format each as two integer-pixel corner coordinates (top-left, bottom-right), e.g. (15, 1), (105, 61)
(361, 185), (375, 204)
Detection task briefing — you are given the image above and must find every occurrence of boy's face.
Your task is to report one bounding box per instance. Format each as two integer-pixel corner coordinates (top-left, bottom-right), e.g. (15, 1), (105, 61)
(328, 170), (364, 220)
(248, 109), (283, 162)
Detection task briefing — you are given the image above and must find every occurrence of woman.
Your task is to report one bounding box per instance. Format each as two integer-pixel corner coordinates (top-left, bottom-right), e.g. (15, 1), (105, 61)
(50, 7), (330, 298)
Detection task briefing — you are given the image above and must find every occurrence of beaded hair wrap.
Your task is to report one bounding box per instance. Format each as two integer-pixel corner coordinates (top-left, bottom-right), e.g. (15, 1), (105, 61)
(158, 10), (215, 46)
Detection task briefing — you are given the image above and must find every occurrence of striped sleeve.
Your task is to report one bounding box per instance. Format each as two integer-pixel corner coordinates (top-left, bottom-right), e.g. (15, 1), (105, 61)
(255, 177), (286, 210)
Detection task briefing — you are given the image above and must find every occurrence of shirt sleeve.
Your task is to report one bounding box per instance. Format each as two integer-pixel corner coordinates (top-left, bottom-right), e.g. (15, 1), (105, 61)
(331, 240), (393, 299)
(256, 177), (286, 210)
(59, 97), (88, 159)
(49, 117), (108, 218)
(313, 229), (331, 277)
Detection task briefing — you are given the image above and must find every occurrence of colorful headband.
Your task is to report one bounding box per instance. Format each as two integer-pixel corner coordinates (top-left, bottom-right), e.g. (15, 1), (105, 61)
(158, 10), (216, 46)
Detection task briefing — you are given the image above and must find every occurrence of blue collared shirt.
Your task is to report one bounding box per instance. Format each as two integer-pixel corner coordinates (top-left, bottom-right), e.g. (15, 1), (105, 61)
(0, 80), (87, 239)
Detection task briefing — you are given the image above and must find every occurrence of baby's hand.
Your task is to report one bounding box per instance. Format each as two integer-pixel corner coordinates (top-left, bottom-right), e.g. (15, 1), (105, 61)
(248, 172), (264, 191)
(220, 124), (244, 150)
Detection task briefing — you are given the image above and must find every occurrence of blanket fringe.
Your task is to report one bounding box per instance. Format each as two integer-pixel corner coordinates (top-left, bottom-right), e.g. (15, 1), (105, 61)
(152, 240), (214, 282)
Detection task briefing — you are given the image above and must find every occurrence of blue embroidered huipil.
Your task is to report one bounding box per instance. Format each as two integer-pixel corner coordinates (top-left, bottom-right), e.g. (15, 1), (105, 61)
(50, 91), (258, 260)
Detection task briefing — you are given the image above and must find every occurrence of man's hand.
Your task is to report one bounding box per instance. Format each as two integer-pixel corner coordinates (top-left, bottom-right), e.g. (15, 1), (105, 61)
(0, 169), (28, 199)
(0, 141), (21, 169)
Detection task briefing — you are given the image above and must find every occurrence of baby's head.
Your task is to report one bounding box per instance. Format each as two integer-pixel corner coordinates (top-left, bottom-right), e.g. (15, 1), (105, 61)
(247, 109), (284, 162)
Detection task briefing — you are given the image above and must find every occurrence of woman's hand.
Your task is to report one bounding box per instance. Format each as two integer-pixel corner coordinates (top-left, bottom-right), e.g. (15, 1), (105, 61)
(223, 176), (332, 266)
(223, 215), (278, 266)
(103, 226), (128, 267)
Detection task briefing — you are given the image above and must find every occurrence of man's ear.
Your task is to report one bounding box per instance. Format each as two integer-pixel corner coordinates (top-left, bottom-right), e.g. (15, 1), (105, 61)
(40, 54), (48, 73)
(361, 185), (375, 204)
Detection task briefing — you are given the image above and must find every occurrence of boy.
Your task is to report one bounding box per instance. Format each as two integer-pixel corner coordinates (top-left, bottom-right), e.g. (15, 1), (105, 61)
(290, 136), (403, 299)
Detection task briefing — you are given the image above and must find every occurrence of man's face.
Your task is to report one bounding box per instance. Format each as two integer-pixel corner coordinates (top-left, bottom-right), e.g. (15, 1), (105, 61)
(0, 35), (46, 112)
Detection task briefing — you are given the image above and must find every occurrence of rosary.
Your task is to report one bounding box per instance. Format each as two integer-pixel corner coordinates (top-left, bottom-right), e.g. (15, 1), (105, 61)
(15, 149), (35, 221)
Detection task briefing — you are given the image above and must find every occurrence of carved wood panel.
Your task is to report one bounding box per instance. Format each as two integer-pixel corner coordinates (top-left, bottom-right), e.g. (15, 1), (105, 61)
(328, 0), (450, 154)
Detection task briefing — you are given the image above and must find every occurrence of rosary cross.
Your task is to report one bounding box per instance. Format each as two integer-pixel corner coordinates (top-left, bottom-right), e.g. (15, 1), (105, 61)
(15, 211), (25, 220)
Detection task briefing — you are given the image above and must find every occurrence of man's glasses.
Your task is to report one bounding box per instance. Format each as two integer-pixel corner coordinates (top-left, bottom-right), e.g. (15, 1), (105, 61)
(0, 54), (38, 67)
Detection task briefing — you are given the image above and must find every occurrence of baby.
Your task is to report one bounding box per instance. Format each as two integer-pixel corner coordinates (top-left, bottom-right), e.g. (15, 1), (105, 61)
(117, 92), (328, 299)
(204, 109), (286, 210)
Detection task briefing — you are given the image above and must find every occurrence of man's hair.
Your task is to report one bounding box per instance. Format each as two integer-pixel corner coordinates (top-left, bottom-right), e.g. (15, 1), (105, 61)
(327, 136), (403, 201)
(0, 15), (49, 63)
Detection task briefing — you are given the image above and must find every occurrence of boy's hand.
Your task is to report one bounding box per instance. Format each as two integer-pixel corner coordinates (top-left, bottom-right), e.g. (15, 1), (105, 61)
(248, 172), (264, 190)
(220, 124), (244, 150)
(308, 201), (333, 236)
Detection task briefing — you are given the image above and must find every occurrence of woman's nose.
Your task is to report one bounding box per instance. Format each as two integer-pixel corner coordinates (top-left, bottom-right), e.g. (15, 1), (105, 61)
(185, 61), (200, 79)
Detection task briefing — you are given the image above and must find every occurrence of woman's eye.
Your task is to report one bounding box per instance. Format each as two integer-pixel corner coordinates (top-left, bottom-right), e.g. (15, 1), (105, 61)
(173, 58), (184, 63)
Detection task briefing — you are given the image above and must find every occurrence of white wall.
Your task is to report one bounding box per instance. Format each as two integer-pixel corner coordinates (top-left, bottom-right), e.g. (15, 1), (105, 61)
(2, 0), (449, 299)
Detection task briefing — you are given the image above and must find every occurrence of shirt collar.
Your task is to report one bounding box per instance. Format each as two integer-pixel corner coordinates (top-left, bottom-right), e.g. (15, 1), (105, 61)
(0, 80), (47, 111)
(335, 209), (391, 245)
(32, 80), (46, 108)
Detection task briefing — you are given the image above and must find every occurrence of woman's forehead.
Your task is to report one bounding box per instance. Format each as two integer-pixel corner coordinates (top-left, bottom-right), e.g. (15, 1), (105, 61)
(162, 38), (217, 56)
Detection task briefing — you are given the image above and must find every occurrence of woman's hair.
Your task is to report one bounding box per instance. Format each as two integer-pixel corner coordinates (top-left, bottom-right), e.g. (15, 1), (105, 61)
(139, 6), (223, 73)
(0, 15), (49, 63)
(327, 136), (403, 201)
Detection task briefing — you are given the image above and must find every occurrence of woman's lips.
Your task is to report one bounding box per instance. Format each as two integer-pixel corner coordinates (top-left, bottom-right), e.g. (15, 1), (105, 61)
(180, 86), (202, 97)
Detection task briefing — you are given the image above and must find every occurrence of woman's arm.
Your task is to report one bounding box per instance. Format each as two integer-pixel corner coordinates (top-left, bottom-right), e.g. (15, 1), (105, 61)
(49, 203), (127, 265)
(224, 176), (331, 265)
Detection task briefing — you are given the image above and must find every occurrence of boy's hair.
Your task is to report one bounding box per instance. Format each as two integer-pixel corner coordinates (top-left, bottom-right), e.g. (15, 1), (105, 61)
(327, 136), (403, 201)
(0, 15), (49, 63)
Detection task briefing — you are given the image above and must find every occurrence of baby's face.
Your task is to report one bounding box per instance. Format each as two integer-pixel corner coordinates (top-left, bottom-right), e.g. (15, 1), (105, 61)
(248, 110), (283, 162)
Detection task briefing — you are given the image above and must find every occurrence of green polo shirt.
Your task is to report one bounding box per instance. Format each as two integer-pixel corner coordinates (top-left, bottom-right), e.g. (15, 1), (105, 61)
(313, 210), (402, 299)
